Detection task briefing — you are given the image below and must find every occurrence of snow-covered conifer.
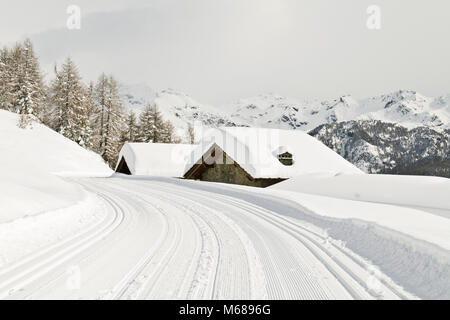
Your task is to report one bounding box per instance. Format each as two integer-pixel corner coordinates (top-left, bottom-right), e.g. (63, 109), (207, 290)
(126, 110), (139, 142)
(50, 57), (89, 145)
(187, 122), (195, 144)
(138, 104), (166, 143)
(93, 74), (126, 166)
(160, 120), (176, 143)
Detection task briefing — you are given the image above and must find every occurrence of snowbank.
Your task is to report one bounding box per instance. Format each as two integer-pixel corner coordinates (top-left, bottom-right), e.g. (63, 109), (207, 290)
(265, 188), (450, 299)
(0, 110), (112, 222)
(265, 173), (450, 298)
(269, 190), (450, 251)
(272, 173), (450, 210)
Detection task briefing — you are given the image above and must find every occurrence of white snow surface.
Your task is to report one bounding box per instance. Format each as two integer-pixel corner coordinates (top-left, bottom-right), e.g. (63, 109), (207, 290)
(0, 176), (419, 300)
(272, 173), (450, 210)
(270, 173), (450, 250)
(185, 127), (362, 178)
(1, 107), (449, 300)
(0, 110), (112, 222)
(116, 142), (197, 177)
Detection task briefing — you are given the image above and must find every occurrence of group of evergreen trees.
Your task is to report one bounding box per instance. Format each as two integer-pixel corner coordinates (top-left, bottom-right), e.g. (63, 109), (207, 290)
(0, 39), (178, 167)
(0, 39), (46, 126)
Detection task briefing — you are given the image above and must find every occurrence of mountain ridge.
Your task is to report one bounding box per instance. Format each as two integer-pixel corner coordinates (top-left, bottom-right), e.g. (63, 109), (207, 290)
(120, 84), (450, 134)
(120, 84), (450, 177)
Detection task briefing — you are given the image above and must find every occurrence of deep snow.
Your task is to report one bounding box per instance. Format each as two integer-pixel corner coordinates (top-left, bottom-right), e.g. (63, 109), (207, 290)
(272, 173), (450, 210)
(0, 110), (111, 222)
(146, 176), (449, 299)
(0, 108), (448, 300)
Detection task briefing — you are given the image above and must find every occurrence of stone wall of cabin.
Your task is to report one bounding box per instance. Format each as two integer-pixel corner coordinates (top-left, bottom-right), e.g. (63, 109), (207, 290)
(199, 163), (283, 188)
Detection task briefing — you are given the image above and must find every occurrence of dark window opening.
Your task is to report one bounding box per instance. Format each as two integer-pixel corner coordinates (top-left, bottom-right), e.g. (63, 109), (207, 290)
(278, 152), (293, 166)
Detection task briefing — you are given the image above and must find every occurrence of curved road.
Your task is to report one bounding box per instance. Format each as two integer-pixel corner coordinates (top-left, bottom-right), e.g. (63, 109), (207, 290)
(0, 177), (412, 300)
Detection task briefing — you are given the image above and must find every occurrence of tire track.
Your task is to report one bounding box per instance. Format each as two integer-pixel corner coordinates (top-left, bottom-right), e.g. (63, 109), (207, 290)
(146, 180), (409, 300)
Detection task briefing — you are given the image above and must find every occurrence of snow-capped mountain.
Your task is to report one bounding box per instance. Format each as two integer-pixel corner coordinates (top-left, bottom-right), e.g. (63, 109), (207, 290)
(120, 85), (243, 138)
(229, 93), (316, 130)
(310, 120), (450, 176)
(121, 84), (450, 134)
(229, 90), (450, 132)
(120, 83), (158, 113)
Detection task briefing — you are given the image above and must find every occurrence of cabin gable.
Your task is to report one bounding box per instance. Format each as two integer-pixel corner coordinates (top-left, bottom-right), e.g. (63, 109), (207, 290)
(184, 146), (285, 188)
(116, 157), (131, 175)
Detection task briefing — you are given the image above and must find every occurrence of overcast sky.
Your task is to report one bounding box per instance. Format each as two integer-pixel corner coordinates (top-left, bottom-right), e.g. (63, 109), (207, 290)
(1, 0), (449, 105)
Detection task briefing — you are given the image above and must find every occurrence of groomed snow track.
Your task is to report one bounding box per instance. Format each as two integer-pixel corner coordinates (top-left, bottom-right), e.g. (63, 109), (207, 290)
(0, 177), (414, 300)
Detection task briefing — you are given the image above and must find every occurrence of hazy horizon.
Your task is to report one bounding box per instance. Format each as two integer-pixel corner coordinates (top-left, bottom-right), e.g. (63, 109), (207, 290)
(1, 0), (449, 106)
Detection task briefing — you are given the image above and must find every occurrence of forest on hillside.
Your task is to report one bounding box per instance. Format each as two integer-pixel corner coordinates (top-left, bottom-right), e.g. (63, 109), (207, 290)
(0, 39), (187, 167)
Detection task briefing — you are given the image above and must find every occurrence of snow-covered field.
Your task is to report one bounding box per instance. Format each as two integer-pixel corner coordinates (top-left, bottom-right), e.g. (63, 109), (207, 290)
(0, 176), (417, 300)
(1, 173), (448, 299)
(0, 110), (111, 222)
(0, 109), (449, 300)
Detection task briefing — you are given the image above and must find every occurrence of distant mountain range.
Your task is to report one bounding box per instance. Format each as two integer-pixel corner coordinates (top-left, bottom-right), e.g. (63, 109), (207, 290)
(120, 84), (450, 177)
(230, 91), (450, 132)
(120, 85), (240, 139)
(310, 120), (450, 176)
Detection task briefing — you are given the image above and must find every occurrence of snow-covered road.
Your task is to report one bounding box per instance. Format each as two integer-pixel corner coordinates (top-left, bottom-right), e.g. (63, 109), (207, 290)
(0, 177), (414, 300)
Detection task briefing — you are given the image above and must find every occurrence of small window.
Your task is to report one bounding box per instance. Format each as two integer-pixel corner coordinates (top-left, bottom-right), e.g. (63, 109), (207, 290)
(278, 152), (293, 166)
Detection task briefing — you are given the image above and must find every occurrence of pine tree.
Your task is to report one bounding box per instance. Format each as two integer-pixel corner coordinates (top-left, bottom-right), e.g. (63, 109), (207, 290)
(9, 44), (25, 114)
(126, 110), (139, 142)
(0, 40), (46, 125)
(83, 82), (96, 150)
(138, 105), (155, 143)
(0, 47), (14, 111)
(93, 73), (109, 153)
(50, 57), (89, 145)
(160, 120), (176, 143)
(187, 122), (195, 144)
(16, 49), (34, 127)
(21, 39), (46, 120)
(138, 104), (165, 143)
(93, 75), (125, 166)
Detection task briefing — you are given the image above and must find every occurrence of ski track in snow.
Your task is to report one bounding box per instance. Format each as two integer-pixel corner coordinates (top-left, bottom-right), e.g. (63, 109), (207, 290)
(0, 177), (415, 300)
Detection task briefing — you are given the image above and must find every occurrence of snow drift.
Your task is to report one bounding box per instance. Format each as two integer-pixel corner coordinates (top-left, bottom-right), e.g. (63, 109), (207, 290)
(267, 173), (450, 298)
(0, 110), (112, 222)
(272, 173), (450, 210)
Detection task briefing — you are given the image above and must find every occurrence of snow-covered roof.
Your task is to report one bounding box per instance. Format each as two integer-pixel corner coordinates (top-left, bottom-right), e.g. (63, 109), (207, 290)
(117, 143), (197, 177)
(184, 127), (362, 179)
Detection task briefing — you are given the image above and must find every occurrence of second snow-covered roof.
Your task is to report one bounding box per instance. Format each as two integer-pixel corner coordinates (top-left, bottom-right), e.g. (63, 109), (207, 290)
(117, 142), (197, 177)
